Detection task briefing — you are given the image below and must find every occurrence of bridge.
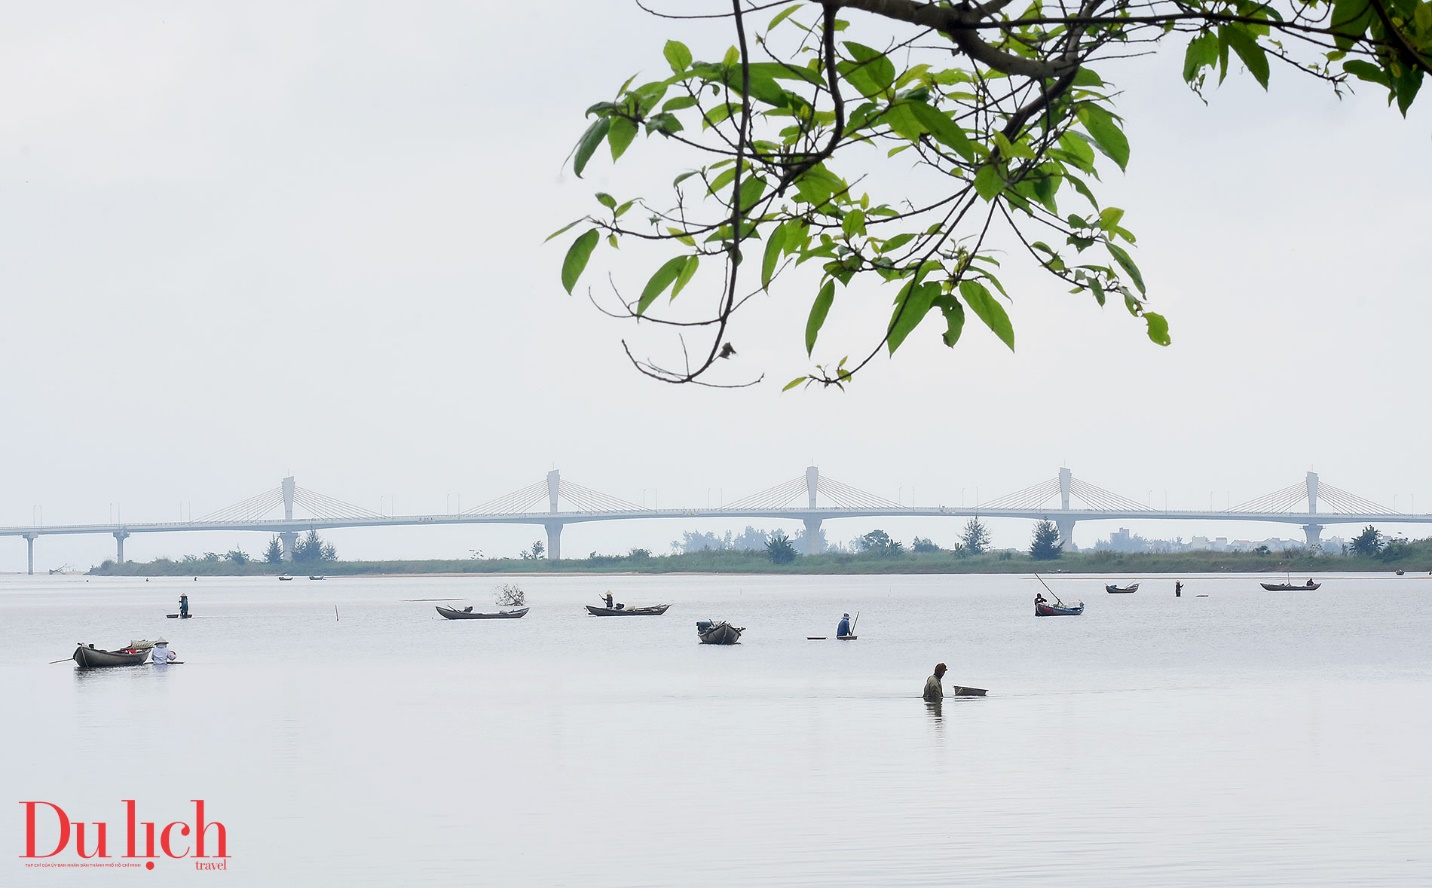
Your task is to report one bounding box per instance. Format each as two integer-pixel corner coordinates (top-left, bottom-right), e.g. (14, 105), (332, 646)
(1, 469), (1421, 573)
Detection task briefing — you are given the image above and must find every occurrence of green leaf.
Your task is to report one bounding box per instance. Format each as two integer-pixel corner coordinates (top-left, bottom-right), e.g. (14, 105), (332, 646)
(1183, 32), (1219, 83)
(782, 375), (808, 392)
(1342, 59), (1389, 87)
(1222, 26), (1270, 89)
(663, 40), (692, 73)
(841, 209), (866, 240)
(909, 102), (976, 160)
(608, 117), (639, 161)
(840, 42), (896, 98)
(736, 175), (767, 213)
(881, 102), (926, 141)
(1144, 311), (1172, 346)
(573, 118), (611, 178)
(769, 3), (802, 29)
(1106, 243), (1146, 295)
(959, 280), (1015, 350)
(937, 297), (965, 347)
(561, 229), (600, 294)
(762, 222), (788, 289)
(887, 281), (939, 354)
(806, 280), (835, 356)
(671, 255), (700, 299)
(974, 164), (1005, 201)
(1076, 103), (1130, 171)
(637, 256), (690, 314)
(595, 192), (617, 210)
(545, 218), (584, 243)
(1330, 0), (1375, 50)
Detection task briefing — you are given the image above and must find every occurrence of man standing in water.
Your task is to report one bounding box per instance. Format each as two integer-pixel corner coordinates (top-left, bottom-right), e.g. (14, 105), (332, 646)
(179, 593), (189, 618)
(923, 663), (947, 701)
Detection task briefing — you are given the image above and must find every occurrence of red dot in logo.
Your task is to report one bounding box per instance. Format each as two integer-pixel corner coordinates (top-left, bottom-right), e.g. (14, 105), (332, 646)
(146, 861), (155, 871)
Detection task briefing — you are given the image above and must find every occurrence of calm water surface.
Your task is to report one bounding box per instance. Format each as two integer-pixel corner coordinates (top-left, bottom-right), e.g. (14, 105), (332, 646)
(2, 572), (1429, 886)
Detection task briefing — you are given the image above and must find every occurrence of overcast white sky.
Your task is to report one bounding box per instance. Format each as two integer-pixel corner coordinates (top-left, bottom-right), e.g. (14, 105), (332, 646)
(2, 2), (1429, 570)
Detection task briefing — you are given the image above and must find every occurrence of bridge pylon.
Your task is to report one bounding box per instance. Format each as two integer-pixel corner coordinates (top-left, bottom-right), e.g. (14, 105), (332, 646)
(23, 532), (36, 576)
(546, 470), (564, 561)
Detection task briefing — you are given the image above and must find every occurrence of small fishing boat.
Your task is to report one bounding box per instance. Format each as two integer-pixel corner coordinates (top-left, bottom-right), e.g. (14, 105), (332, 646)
(165, 614), (193, 619)
(1105, 583), (1139, 594)
(308, 575), (326, 581)
(949, 686), (988, 697)
(436, 605), (529, 620)
(72, 644), (151, 668)
(585, 604), (670, 616)
(278, 575), (294, 581)
(836, 635), (858, 641)
(696, 620), (744, 644)
(1260, 581), (1320, 591)
(1036, 601), (1085, 616)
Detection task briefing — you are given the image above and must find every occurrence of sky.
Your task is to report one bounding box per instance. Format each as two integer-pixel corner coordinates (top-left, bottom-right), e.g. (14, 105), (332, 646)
(2, 2), (1429, 570)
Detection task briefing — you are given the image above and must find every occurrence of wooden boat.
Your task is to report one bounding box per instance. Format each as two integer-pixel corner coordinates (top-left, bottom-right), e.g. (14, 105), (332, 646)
(1261, 581), (1320, 591)
(1036, 601), (1085, 616)
(278, 575), (294, 581)
(165, 614), (192, 619)
(950, 686), (988, 697)
(585, 604), (670, 616)
(436, 605), (529, 620)
(1105, 583), (1139, 594)
(72, 644), (151, 668)
(836, 635), (858, 641)
(308, 575), (326, 581)
(696, 620), (744, 644)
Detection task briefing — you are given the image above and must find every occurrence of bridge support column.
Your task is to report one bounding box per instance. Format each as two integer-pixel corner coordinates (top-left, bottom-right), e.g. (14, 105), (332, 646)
(1302, 524), (1323, 550)
(1055, 517), (1078, 552)
(113, 530), (130, 563)
(23, 532), (36, 576)
(544, 521), (563, 562)
(802, 517), (822, 556)
(279, 532), (299, 562)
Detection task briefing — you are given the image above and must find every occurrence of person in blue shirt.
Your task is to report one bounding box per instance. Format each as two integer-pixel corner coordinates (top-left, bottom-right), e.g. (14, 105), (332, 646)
(836, 613), (851, 637)
(179, 594), (189, 618)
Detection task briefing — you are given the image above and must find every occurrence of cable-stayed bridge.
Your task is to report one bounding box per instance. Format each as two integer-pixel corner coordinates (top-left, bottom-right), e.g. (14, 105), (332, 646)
(1, 468), (1419, 573)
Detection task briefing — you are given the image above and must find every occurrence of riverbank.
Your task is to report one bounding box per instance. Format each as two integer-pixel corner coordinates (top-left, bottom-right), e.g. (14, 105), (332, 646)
(86, 546), (1432, 577)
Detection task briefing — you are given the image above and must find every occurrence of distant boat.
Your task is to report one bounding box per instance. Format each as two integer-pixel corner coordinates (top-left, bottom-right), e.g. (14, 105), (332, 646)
(278, 575), (294, 581)
(1261, 581), (1320, 591)
(436, 605), (529, 620)
(72, 644), (151, 668)
(308, 575), (326, 581)
(165, 614), (193, 619)
(1036, 601), (1085, 616)
(585, 604), (670, 616)
(1105, 583), (1139, 594)
(949, 686), (988, 697)
(696, 620), (744, 644)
